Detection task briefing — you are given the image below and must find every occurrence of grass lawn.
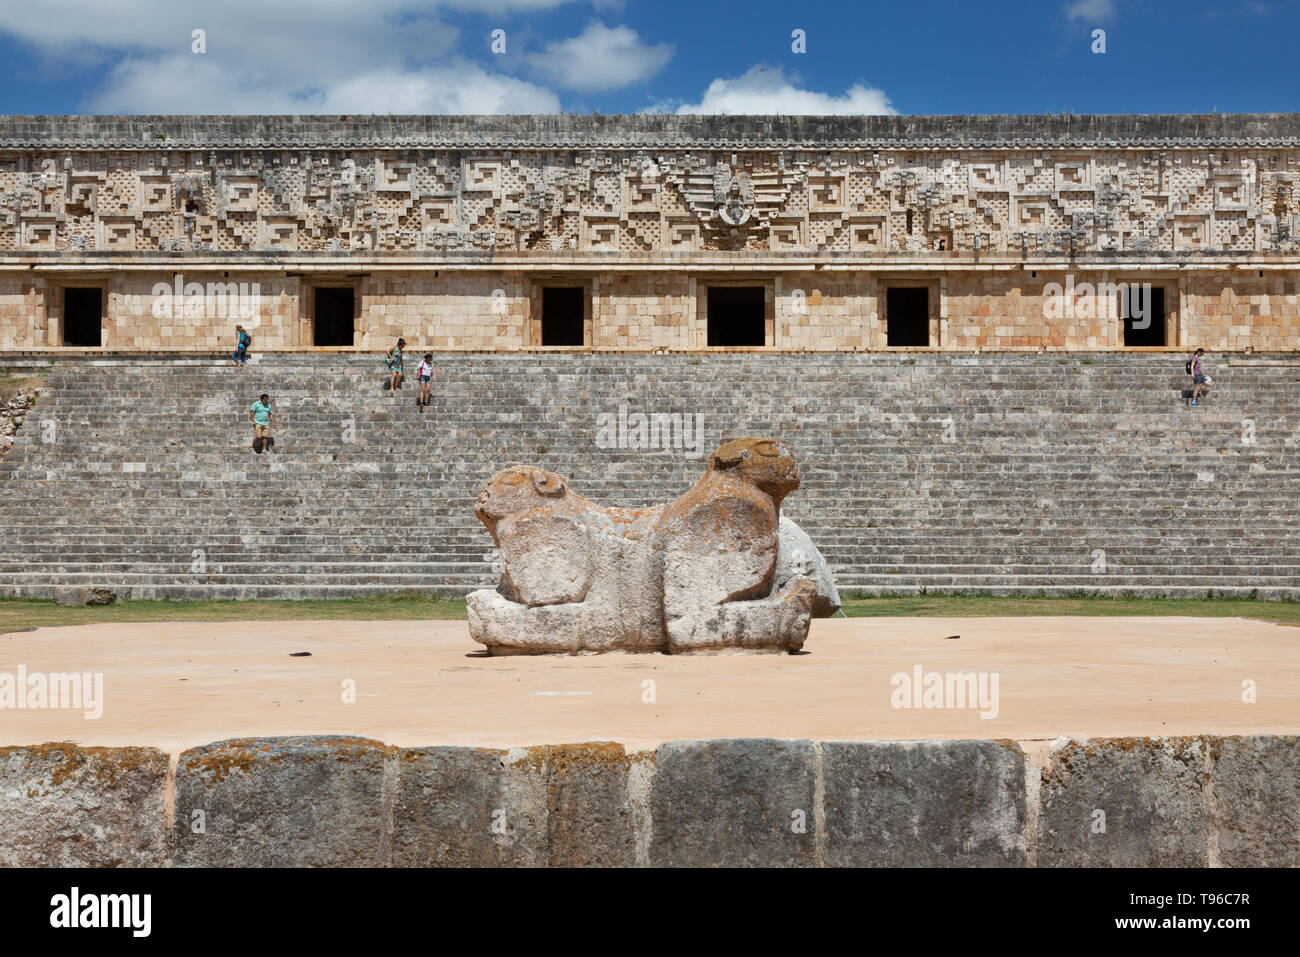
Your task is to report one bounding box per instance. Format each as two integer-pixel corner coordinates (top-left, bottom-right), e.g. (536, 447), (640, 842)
(2, 592), (1300, 632)
(0, 594), (468, 631)
(838, 593), (1300, 627)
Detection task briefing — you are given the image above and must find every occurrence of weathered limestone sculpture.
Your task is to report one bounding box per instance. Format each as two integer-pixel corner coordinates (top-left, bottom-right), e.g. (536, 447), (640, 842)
(466, 437), (838, 655)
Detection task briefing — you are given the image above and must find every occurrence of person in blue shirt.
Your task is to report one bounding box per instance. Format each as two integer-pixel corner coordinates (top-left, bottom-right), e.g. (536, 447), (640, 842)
(232, 325), (251, 366)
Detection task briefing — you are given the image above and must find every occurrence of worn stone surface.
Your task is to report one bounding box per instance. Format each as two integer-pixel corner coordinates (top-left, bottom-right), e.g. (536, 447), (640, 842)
(0, 390), (34, 457)
(1038, 737), (1211, 867)
(392, 741), (635, 866)
(824, 740), (1027, 867)
(0, 743), (169, 866)
(173, 735), (392, 867)
(3, 733), (1299, 867)
(775, 515), (842, 617)
(52, 587), (87, 607)
(392, 745), (547, 867)
(1210, 734), (1300, 867)
(544, 743), (639, 867)
(649, 738), (816, 866)
(53, 587), (117, 607)
(468, 437), (818, 654)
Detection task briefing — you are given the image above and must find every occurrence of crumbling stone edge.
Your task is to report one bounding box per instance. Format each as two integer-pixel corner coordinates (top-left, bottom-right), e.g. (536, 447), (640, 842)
(0, 735), (1295, 867)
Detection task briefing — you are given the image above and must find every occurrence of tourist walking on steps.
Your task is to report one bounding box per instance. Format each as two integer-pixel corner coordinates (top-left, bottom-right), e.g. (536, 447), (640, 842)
(249, 393), (275, 453)
(1189, 348), (1209, 406)
(232, 324), (251, 366)
(385, 337), (406, 392)
(416, 353), (434, 412)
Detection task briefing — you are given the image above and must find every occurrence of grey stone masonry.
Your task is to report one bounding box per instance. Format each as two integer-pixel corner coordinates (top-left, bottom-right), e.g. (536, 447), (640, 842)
(0, 352), (1298, 599)
(1, 735), (1295, 866)
(4, 113), (1299, 150)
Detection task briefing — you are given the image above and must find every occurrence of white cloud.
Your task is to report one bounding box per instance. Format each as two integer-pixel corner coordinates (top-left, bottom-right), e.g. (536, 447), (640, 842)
(1064, 0), (1116, 22)
(527, 21), (672, 92)
(674, 66), (895, 116)
(86, 56), (559, 114)
(0, 0), (566, 113)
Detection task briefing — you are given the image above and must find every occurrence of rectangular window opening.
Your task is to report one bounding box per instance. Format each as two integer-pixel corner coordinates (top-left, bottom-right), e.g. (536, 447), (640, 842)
(1121, 285), (1166, 347)
(886, 287), (930, 347)
(63, 287), (102, 347)
(541, 286), (585, 346)
(313, 287), (355, 347)
(706, 286), (765, 347)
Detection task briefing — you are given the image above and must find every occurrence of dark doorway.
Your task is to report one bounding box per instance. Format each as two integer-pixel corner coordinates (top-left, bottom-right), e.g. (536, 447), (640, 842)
(313, 287), (355, 347)
(1122, 285), (1166, 347)
(63, 287), (102, 347)
(707, 286), (765, 347)
(886, 287), (930, 347)
(541, 287), (585, 346)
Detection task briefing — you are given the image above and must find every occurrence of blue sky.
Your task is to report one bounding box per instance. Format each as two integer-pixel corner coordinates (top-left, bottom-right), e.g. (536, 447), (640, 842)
(0, 0), (1296, 115)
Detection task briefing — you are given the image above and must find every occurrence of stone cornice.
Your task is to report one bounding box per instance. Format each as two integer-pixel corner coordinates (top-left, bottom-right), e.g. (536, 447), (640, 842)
(2, 114), (1300, 151)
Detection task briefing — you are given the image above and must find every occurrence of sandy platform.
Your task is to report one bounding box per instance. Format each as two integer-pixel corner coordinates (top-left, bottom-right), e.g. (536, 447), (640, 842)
(1, 616), (1297, 753)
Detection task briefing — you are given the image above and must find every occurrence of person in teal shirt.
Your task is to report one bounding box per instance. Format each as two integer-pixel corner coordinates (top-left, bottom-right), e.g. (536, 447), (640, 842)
(249, 393), (274, 453)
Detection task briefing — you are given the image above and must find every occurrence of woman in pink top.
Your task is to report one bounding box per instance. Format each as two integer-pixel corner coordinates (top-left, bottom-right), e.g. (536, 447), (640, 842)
(416, 354), (434, 412)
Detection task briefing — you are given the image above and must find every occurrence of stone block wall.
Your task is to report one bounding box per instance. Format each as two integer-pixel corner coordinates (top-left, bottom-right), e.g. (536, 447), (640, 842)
(2, 735), (1295, 867)
(364, 273), (527, 350)
(7, 267), (1299, 353)
(593, 273), (692, 349)
(108, 274), (299, 351)
(776, 273), (874, 350)
(0, 278), (45, 350)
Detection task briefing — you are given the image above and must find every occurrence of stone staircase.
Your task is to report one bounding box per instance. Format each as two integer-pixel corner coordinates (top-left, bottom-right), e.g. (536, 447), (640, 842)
(2, 351), (1299, 600)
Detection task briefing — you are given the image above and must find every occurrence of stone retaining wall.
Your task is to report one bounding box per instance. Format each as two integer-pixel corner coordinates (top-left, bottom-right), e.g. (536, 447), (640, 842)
(1, 735), (1294, 867)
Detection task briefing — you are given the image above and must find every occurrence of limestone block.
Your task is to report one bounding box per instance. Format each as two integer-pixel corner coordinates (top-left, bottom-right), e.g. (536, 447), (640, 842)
(1038, 737), (1210, 866)
(543, 742), (639, 867)
(0, 743), (170, 866)
(1209, 734), (1300, 867)
(173, 736), (392, 867)
(823, 740), (1027, 866)
(53, 587), (116, 606)
(649, 739), (816, 866)
(392, 742), (637, 866)
(392, 745), (547, 867)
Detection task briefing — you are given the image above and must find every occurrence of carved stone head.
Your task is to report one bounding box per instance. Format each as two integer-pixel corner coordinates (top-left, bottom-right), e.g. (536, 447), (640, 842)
(708, 437), (800, 504)
(474, 466), (569, 539)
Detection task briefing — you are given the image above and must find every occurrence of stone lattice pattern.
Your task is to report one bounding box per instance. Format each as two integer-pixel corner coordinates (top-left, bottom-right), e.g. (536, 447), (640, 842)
(1, 114), (1298, 256)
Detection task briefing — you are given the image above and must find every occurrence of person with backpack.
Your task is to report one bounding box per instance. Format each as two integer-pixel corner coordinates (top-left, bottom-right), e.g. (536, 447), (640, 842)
(249, 393), (275, 453)
(232, 325), (252, 366)
(384, 337), (406, 393)
(415, 353), (434, 412)
(1188, 348), (1209, 406)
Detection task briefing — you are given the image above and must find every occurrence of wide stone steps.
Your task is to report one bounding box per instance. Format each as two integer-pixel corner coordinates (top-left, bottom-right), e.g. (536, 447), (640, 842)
(4, 351), (1300, 598)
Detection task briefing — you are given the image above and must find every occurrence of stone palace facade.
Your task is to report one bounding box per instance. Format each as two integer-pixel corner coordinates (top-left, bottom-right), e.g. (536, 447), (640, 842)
(1, 113), (1298, 353)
